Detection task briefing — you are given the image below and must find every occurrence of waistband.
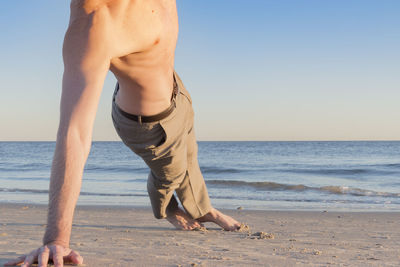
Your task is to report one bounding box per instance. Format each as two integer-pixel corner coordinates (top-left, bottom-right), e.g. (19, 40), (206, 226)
(113, 73), (180, 124)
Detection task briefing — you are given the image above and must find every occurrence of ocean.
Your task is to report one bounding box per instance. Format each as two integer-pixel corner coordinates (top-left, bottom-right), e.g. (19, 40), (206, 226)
(1, 141), (399, 211)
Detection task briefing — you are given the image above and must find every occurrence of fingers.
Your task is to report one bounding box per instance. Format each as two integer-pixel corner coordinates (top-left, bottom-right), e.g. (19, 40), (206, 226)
(3, 245), (82, 267)
(50, 246), (65, 267)
(4, 255), (26, 266)
(65, 250), (84, 264)
(21, 249), (39, 267)
(38, 246), (50, 267)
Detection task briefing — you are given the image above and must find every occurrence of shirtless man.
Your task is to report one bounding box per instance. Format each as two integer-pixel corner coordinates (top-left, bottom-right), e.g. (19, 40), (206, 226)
(5, 0), (240, 266)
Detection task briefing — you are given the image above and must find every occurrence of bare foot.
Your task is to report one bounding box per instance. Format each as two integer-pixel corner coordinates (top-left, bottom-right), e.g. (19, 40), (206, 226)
(198, 208), (241, 231)
(166, 208), (203, 230)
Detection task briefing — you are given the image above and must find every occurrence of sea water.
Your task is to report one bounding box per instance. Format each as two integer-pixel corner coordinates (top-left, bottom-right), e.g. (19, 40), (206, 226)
(1, 141), (399, 211)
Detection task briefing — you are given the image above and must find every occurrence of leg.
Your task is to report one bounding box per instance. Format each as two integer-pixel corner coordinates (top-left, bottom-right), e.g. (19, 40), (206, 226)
(181, 126), (241, 231)
(168, 73), (241, 230)
(174, 125), (212, 219)
(146, 74), (240, 231)
(144, 78), (212, 220)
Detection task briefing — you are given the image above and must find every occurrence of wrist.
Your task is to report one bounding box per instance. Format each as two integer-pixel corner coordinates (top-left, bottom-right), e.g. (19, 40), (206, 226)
(43, 238), (69, 248)
(43, 232), (70, 248)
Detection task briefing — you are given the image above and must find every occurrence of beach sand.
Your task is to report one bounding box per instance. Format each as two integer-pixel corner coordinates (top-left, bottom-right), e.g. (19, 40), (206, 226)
(0, 203), (399, 266)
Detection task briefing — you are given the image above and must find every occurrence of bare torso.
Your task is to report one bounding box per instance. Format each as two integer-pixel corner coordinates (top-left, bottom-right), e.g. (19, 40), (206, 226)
(71, 0), (178, 115)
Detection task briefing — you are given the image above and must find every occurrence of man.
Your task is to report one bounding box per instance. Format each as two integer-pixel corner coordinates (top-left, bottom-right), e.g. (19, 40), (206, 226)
(5, 0), (241, 266)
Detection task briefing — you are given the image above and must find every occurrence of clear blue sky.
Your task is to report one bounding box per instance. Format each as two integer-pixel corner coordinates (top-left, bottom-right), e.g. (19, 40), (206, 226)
(0, 0), (399, 141)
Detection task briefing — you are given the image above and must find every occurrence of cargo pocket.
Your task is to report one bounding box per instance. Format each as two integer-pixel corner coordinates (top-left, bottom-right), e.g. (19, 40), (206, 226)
(128, 122), (167, 158)
(112, 115), (166, 159)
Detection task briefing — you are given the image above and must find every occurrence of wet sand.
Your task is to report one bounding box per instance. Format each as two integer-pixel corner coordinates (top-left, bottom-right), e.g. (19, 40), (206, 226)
(1, 203), (399, 266)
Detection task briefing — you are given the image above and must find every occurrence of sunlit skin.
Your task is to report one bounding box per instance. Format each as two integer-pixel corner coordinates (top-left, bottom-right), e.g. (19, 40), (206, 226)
(5, 0), (240, 266)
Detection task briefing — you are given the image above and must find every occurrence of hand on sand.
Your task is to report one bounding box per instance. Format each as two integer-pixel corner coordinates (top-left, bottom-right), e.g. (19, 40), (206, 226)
(198, 208), (241, 231)
(166, 208), (203, 230)
(4, 244), (83, 267)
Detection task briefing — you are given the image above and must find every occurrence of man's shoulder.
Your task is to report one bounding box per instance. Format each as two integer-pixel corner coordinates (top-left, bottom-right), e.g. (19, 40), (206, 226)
(69, 0), (111, 23)
(70, 0), (109, 14)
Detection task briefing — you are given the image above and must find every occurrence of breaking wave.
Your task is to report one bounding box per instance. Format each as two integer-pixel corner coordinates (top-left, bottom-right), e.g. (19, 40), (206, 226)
(206, 180), (400, 198)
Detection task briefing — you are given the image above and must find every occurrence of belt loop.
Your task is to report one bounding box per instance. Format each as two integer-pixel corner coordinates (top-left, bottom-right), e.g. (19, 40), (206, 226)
(113, 82), (119, 102)
(138, 115), (142, 125)
(172, 71), (178, 108)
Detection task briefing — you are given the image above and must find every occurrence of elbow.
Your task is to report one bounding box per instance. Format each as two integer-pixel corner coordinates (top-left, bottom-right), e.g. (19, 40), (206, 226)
(56, 124), (92, 158)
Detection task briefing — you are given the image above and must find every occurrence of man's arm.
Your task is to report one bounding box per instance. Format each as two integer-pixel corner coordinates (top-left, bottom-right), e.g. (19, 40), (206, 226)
(43, 13), (111, 248)
(5, 10), (111, 267)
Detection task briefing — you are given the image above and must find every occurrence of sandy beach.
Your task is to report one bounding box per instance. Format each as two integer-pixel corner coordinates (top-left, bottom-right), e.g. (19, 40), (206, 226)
(0, 203), (399, 266)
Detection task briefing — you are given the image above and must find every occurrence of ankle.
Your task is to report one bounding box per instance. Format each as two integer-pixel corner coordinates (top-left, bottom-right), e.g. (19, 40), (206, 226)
(166, 207), (179, 216)
(206, 208), (219, 219)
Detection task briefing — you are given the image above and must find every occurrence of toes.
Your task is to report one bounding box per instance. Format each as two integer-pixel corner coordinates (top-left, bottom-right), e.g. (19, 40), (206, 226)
(195, 220), (205, 227)
(193, 221), (201, 228)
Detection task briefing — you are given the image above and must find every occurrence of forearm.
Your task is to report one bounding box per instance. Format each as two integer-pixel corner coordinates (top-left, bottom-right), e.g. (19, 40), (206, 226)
(43, 128), (91, 247)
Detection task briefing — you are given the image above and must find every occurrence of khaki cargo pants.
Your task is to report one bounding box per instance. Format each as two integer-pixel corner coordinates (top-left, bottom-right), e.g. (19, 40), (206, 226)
(111, 72), (212, 219)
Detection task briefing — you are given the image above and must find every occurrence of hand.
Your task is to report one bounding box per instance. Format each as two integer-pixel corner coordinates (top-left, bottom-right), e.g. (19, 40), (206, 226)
(4, 244), (83, 267)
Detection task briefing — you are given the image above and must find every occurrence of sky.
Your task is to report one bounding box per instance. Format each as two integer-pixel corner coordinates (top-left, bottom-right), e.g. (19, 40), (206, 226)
(0, 0), (399, 141)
